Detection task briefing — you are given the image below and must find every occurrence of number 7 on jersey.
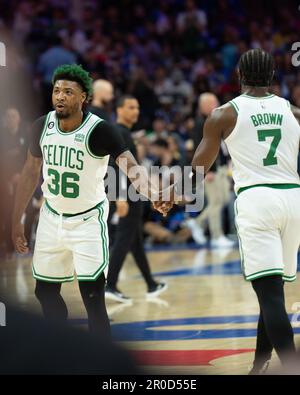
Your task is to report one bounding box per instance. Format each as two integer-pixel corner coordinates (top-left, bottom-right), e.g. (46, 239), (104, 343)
(257, 128), (282, 166)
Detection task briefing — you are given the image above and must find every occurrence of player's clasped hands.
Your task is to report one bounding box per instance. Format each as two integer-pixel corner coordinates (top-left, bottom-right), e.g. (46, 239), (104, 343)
(153, 184), (176, 216)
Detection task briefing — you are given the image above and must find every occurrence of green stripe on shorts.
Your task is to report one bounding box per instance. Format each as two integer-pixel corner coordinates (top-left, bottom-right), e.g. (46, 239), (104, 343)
(234, 200), (246, 279)
(282, 274), (297, 282)
(77, 203), (109, 282)
(32, 263), (75, 283)
(245, 269), (284, 281)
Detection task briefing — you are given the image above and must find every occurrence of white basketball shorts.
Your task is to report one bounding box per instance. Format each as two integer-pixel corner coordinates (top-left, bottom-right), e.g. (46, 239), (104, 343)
(235, 186), (300, 282)
(32, 199), (109, 282)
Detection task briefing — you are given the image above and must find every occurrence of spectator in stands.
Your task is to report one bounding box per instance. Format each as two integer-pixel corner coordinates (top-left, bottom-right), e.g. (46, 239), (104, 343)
(128, 67), (159, 128)
(12, 1), (33, 46)
(143, 202), (192, 245)
(2, 0), (300, 251)
(176, 0), (207, 33)
(193, 93), (234, 248)
(167, 69), (193, 116)
(58, 19), (90, 56)
(89, 79), (114, 121)
(37, 35), (77, 111)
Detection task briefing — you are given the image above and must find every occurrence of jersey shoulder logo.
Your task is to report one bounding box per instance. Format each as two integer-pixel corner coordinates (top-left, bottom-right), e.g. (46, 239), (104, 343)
(48, 121), (54, 129)
(75, 133), (85, 143)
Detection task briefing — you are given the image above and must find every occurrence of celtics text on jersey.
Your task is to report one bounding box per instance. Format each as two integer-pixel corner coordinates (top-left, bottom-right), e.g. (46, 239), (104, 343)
(40, 111), (109, 214)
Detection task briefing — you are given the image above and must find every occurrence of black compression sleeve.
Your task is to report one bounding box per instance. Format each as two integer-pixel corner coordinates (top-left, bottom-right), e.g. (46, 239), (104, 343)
(29, 115), (47, 158)
(88, 121), (128, 160)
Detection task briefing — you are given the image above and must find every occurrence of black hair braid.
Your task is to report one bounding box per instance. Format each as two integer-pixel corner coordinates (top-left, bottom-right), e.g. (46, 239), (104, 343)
(239, 49), (274, 87)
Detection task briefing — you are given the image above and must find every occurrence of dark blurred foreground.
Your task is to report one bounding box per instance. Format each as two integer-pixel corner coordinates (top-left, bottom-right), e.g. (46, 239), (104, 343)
(0, 305), (140, 375)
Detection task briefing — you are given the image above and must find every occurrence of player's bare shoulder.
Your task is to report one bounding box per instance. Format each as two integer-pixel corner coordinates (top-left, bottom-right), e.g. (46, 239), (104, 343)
(290, 104), (300, 125)
(210, 102), (237, 140)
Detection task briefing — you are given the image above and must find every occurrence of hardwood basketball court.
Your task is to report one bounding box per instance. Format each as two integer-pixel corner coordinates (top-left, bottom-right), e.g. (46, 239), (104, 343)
(1, 245), (299, 374)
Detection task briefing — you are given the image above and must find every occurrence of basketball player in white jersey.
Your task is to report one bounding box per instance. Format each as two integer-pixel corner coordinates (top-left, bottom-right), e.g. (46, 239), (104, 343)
(11, 64), (171, 338)
(192, 49), (300, 373)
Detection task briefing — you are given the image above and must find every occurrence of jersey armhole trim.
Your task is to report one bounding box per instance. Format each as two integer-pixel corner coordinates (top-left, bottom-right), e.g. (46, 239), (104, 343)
(229, 100), (239, 114)
(85, 119), (108, 159)
(39, 113), (51, 146)
(224, 102), (239, 143)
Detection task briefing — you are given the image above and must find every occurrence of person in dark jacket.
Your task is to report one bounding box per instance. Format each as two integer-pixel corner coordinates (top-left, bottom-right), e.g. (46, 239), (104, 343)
(105, 95), (167, 303)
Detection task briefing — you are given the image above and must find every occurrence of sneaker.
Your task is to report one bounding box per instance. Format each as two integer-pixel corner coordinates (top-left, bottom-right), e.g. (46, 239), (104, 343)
(105, 286), (132, 304)
(147, 282), (168, 298)
(184, 219), (207, 244)
(210, 235), (235, 248)
(248, 360), (270, 375)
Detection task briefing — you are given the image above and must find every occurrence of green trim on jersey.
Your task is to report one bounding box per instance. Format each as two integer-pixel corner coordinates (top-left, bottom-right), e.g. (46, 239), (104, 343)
(55, 112), (92, 135)
(77, 203), (109, 281)
(241, 94), (275, 99)
(237, 183), (300, 195)
(85, 119), (106, 159)
(234, 200), (246, 279)
(32, 264), (75, 283)
(282, 274), (297, 282)
(286, 100), (291, 108)
(229, 100), (239, 114)
(39, 112), (52, 146)
(45, 198), (105, 217)
(245, 269), (284, 281)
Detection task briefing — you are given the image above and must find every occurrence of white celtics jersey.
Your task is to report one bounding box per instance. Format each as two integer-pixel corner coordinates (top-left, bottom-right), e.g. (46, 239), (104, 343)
(40, 111), (109, 214)
(224, 94), (300, 194)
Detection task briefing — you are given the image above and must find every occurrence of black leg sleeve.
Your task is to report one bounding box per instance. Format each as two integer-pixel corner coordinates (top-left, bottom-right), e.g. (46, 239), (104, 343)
(78, 273), (111, 340)
(35, 280), (68, 324)
(252, 275), (295, 365)
(106, 211), (137, 288)
(252, 310), (273, 369)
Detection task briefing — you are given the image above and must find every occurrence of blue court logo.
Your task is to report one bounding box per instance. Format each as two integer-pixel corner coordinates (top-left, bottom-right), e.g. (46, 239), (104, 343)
(109, 315), (300, 341)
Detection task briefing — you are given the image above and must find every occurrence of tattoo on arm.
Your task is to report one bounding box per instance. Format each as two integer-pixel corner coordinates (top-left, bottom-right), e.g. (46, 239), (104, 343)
(116, 150), (159, 201)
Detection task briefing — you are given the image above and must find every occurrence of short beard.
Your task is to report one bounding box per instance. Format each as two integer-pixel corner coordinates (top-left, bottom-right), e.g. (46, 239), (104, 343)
(55, 110), (71, 119)
(55, 103), (78, 119)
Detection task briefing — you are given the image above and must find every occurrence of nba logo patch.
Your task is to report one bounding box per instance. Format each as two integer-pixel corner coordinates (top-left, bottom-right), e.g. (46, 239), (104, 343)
(75, 133), (85, 143)
(260, 101), (266, 109)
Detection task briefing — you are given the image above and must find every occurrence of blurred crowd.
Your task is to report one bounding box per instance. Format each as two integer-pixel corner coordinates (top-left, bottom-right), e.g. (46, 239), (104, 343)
(1, 0), (300, 257)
